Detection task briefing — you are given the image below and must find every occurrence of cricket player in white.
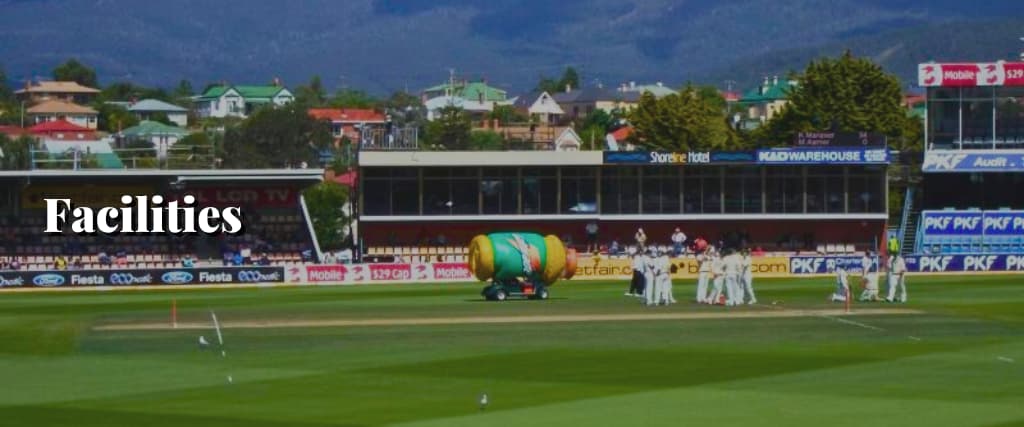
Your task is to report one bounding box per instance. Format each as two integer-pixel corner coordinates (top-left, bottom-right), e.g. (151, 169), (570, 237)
(723, 250), (742, 306)
(627, 251), (645, 297)
(830, 265), (849, 302)
(657, 250), (675, 304)
(708, 251), (726, 305)
(886, 254), (908, 303)
(643, 249), (659, 306)
(860, 252), (872, 288)
(860, 253), (881, 302)
(741, 249), (756, 305)
(695, 248), (711, 303)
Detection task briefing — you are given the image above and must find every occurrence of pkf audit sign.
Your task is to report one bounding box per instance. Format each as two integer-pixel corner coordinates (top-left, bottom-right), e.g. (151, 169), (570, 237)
(918, 62), (1024, 87)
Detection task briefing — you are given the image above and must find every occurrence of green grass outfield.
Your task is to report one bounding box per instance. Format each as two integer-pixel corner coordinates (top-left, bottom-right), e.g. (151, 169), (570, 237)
(1, 275), (1024, 427)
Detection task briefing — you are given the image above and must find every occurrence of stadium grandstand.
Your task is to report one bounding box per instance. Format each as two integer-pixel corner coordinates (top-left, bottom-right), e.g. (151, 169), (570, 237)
(0, 168), (324, 270)
(907, 61), (1024, 256)
(357, 145), (891, 262)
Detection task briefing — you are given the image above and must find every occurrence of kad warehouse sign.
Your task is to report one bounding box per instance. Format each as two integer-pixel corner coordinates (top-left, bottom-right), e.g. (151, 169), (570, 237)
(756, 148), (889, 164)
(922, 151), (1024, 172)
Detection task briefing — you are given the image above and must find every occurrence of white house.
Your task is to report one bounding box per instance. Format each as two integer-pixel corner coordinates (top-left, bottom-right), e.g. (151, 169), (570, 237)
(512, 91), (564, 124)
(553, 127), (583, 151)
(424, 96), (495, 121)
(26, 100), (99, 130)
(194, 84), (294, 119)
(128, 99), (190, 127)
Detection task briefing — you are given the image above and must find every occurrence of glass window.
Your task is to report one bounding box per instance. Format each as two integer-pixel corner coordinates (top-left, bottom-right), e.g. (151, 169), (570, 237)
(423, 178), (450, 215)
(363, 179), (390, 215)
(641, 166), (680, 214)
(723, 166), (760, 213)
(600, 167), (639, 214)
(825, 176), (844, 213)
(482, 167), (519, 215)
(963, 99), (994, 144)
(806, 176), (824, 213)
(927, 98), (959, 148)
(561, 167), (597, 213)
(522, 167), (557, 214)
(392, 179), (419, 215)
(601, 168), (620, 214)
(683, 169), (702, 213)
(701, 168), (721, 214)
(996, 87), (1024, 145)
(619, 168), (640, 214)
(766, 167), (799, 213)
(451, 179), (479, 215)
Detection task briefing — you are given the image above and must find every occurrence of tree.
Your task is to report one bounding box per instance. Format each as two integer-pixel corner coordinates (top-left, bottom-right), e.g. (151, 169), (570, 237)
(0, 64), (12, 102)
(329, 88), (378, 109)
(489, 104), (527, 124)
(754, 51), (907, 146)
(0, 134), (34, 170)
(173, 80), (194, 100)
(469, 130), (504, 150)
(382, 91), (425, 128)
(559, 67), (580, 92)
(536, 66), (581, 93)
(424, 106), (471, 150)
(99, 82), (170, 103)
(627, 85), (737, 151)
(221, 103), (332, 168)
(96, 103), (139, 132)
(302, 182), (351, 251)
(295, 75), (327, 107)
(53, 59), (98, 87)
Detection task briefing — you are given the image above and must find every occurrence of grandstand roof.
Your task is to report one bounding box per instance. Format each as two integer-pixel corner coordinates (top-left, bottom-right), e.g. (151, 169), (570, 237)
(360, 150), (602, 167)
(0, 169), (325, 180)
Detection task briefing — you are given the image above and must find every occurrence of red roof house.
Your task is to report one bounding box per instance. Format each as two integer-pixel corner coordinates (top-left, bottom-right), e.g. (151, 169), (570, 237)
(309, 108), (387, 143)
(28, 119), (96, 140)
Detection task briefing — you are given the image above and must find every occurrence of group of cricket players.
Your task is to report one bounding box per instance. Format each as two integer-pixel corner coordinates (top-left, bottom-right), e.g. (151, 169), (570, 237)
(830, 252), (909, 303)
(626, 247), (678, 306)
(626, 246), (757, 306)
(626, 247), (910, 307)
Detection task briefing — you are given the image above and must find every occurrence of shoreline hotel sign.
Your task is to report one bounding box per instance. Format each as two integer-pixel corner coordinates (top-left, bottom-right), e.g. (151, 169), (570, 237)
(918, 61), (1024, 87)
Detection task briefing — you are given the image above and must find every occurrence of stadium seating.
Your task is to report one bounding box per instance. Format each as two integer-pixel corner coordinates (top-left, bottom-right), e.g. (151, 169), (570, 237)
(363, 246), (469, 264)
(0, 212), (314, 270)
(916, 209), (1024, 255)
(361, 240), (864, 263)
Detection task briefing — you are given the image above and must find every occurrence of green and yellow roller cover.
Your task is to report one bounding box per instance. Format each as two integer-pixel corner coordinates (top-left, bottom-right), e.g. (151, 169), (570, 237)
(467, 232), (577, 285)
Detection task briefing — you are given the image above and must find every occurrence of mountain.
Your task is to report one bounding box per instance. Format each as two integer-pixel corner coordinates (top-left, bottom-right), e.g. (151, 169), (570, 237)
(0, 0), (1022, 95)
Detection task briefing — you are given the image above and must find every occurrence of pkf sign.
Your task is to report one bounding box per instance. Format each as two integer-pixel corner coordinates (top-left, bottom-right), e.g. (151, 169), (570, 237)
(919, 62), (1024, 87)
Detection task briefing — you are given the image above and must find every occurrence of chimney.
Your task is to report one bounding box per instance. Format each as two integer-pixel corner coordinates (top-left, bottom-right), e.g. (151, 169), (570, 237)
(272, 77), (282, 87)
(629, 81), (636, 89)
(656, 81), (663, 87)
(565, 83), (572, 93)
(772, 75), (778, 86)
